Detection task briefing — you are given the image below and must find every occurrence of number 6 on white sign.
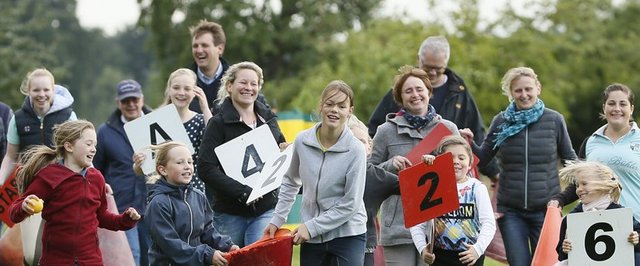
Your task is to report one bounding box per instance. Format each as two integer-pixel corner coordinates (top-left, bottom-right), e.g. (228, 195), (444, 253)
(247, 144), (294, 203)
(567, 208), (634, 265)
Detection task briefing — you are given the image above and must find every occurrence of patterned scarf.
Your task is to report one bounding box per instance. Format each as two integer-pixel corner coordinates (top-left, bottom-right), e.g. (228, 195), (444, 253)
(493, 99), (545, 149)
(400, 105), (437, 130)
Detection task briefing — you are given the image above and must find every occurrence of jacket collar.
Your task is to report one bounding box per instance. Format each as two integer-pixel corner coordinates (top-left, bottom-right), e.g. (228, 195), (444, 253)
(220, 97), (275, 124)
(301, 122), (353, 153)
(388, 114), (441, 139)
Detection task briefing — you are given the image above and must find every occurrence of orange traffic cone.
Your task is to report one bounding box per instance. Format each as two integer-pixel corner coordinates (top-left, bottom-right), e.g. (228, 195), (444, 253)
(531, 206), (562, 266)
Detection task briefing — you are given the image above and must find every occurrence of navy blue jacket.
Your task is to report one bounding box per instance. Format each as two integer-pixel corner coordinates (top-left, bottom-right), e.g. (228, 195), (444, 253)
(146, 178), (234, 266)
(94, 107), (152, 212)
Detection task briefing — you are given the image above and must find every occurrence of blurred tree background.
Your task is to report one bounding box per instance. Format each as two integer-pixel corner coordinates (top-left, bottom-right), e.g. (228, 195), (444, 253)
(1, 0), (639, 150)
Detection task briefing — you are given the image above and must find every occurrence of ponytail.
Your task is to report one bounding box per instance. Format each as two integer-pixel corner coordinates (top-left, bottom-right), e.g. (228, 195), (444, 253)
(16, 145), (57, 194)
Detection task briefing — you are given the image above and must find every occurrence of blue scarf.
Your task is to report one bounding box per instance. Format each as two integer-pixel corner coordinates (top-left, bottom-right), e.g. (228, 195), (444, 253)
(401, 105), (437, 130)
(493, 99), (545, 149)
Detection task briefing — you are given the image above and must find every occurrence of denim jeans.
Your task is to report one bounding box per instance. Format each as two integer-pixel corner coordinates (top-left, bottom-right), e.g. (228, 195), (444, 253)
(124, 223), (151, 266)
(497, 208), (545, 266)
(300, 234), (366, 266)
(213, 208), (274, 247)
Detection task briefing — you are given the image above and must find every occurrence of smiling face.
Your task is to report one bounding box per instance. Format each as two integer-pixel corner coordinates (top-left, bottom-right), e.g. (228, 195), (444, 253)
(603, 90), (634, 128)
(443, 144), (471, 182)
(576, 175), (605, 205)
(400, 76), (430, 116)
(321, 91), (353, 131)
(192, 32), (224, 73)
(227, 68), (260, 108)
(168, 74), (196, 109)
(29, 75), (55, 115)
(64, 128), (97, 171)
(157, 146), (193, 186)
(509, 76), (541, 110)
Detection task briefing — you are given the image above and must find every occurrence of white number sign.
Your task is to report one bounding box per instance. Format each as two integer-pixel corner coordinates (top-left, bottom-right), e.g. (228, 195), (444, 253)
(567, 208), (634, 265)
(123, 104), (194, 175)
(246, 144), (294, 203)
(214, 124), (279, 187)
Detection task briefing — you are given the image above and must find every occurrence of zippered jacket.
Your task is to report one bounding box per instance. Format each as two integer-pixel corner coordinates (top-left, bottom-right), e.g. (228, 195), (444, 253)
(146, 178), (234, 266)
(270, 123), (367, 243)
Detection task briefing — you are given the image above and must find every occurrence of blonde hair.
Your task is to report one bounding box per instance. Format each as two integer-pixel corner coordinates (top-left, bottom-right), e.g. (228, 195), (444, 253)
(559, 161), (622, 203)
(347, 114), (371, 144)
(500, 67), (541, 101)
(161, 68), (197, 106)
(143, 141), (190, 184)
(216, 62), (264, 105)
(20, 68), (55, 96)
(434, 135), (474, 166)
(16, 120), (95, 193)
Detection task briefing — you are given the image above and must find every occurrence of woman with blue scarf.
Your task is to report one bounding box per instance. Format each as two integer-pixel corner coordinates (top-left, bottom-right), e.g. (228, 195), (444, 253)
(464, 67), (577, 266)
(369, 66), (459, 266)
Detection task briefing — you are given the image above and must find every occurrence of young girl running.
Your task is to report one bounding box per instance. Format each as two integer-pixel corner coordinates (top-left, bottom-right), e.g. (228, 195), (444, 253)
(411, 135), (496, 266)
(556, 161), (640, 265)
(9, 120), (140, 265)
(144, 141), (239, 266)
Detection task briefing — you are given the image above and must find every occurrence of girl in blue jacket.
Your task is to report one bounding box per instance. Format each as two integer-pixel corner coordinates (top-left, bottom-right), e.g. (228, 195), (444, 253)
(144, 141), (239, 266)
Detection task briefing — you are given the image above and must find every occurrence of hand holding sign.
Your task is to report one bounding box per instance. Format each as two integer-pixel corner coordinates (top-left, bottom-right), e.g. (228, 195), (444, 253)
(566, 208), (634, 265)
(124, 104), (194, 175)
(399, 153), (459, 228)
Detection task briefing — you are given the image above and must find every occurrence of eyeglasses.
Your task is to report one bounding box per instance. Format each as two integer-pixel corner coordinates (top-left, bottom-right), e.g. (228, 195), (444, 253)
(422, 64), (446, 74)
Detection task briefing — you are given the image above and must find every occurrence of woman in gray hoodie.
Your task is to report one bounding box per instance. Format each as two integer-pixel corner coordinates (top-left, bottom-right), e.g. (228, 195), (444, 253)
(266, 80), (367, 266)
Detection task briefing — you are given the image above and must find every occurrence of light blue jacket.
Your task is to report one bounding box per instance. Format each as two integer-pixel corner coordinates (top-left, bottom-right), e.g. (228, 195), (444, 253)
(270, 123), (367, 243)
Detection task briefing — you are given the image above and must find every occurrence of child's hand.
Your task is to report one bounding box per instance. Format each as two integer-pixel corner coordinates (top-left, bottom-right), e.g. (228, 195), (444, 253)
(132, 152), (146, 167)
(562, 238), (572, 254)
(229, 245), (240, 252)
(629, 231), (639, 245)
(459, 128), (474, 140)
(22, 194), (43, 215)
(124, 207), (141, 221)
(292, 224), (311, 245)
(421, 154), (436, 165)
(391, 155), (412, 171)
(264, 223), (279, 239)
(420, 247), (435, 264)
(211, 250), (228, 266)
(459, 243), (479, 266)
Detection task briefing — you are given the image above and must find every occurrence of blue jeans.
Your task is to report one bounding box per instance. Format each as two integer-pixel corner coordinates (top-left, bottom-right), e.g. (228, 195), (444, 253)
(497, 208), (545, 266)
(300, 234), (366, 266)
(213, 208), (274, 247)
(124, 223), (150, 266)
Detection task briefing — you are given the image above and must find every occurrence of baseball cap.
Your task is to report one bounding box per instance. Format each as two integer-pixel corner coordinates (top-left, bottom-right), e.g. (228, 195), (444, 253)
(116, 79), (143, 101)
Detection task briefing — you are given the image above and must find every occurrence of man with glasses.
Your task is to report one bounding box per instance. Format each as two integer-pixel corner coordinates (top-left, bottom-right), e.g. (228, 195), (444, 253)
(368, 36), (484, 142)
(94, 80), (153, 266)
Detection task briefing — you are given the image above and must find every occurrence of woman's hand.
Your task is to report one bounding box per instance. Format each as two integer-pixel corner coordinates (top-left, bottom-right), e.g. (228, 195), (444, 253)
(124, 207), (141, 221)
(132, 152), (146, 167)
(264, 223), (279, 239)
(292, 224), (311, 245)
(391, 155), (412, 171)
(459, 128), (474, 140)
(278, 142), (290, 151)
(459, 243), (479, 266)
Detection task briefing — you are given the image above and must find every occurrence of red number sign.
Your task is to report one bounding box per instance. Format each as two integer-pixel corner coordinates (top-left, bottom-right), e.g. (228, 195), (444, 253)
(399, 153), (459, 228)
(0, 167), (20, 227)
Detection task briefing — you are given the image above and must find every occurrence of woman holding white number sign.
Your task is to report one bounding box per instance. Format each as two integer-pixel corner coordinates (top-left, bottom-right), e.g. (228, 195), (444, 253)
(555, 161), (640, 265)
(265, 80), (367, 266)
(197, 62), (286, 247)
